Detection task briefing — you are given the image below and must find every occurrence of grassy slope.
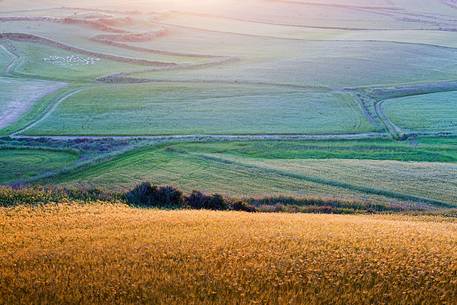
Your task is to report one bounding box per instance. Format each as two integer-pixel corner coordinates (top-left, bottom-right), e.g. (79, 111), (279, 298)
(22, 83), (375, 136)
(0, 148), (79, 184)
(383, 91), (457, 133)
(217, 156), (457, 205)
(52, 145), (398, 203)
(169, 138), (457, 162)
(49, 138), (457, 206)
(1, 205), (456, 305)
(132, 38), (457, 88)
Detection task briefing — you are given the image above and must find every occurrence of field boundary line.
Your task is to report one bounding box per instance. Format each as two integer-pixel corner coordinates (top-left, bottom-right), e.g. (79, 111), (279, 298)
(11, 132), (389, 141)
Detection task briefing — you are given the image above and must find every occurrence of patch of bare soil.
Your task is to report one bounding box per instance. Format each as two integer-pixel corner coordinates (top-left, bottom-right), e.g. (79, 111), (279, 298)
(0, 80), (67, 129)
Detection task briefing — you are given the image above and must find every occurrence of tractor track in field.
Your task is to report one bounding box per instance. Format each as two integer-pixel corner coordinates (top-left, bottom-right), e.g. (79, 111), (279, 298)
(195, 153), (454, 208)
(374, 99), (405, 139)
(346, 90), (382, 130)
(0, 43), (19, 75)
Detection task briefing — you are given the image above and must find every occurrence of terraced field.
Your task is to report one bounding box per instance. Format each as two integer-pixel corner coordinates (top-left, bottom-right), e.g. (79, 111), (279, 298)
(0, 0), (456, 211)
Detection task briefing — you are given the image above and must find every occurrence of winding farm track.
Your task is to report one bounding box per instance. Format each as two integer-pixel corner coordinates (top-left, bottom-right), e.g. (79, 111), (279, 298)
(374, 99), (404, 138)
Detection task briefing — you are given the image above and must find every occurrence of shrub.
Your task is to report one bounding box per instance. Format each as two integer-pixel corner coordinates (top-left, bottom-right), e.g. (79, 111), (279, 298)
(124, 182), (156, 206)
(184, 191), (228, 210)
(185, 191), (208, 209)
(124, 183), (183, 208)
(154, 185), (183, 208)
(230, 200), (256, 212)
(207, 194), (227, 211)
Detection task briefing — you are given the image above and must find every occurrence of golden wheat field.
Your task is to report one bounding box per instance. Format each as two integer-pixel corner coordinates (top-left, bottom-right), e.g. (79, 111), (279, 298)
(1, 204), (457, 305)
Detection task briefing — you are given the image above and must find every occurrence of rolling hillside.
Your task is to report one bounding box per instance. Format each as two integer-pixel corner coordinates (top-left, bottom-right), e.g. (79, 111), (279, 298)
(0, 0), (456, 208)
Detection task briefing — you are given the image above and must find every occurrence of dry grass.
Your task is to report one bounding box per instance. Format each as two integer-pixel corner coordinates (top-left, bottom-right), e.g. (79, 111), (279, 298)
(1, 204), (457, 305)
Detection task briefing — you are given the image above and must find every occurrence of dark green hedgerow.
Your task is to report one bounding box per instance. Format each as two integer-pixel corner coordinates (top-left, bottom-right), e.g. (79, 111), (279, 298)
(0, 183), (419, 214)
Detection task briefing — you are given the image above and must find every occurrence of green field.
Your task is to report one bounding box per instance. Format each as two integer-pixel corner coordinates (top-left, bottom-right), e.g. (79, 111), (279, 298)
(49, 138), (457, 207)
(21, 83), (375, 136)
(383, 91), (457, 134)
(0, 148), (78, 184)
(165, 138), (457, 162)
(49, 144), (417, 207)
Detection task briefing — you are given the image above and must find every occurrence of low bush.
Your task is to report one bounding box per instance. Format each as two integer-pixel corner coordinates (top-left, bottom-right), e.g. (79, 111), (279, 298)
(230, 200), (256, 212)
(184, 191), (228, 211)
(124, 183), (183, 208)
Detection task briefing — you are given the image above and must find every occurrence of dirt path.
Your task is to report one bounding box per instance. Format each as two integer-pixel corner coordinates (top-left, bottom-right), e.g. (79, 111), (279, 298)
(374, 99), (405, 138)
(346, 90), (383, 130)
(11, 132), (389, 141)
